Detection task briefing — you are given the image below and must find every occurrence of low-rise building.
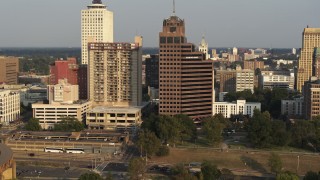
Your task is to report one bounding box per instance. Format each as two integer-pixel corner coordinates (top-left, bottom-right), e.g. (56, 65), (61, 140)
(0, 90), (20, 125)
(212, 99), (261, 118)
(261, 70), (295, 90)
(86, 106), (142, 131)
(32, 100), (92, 130)
(236, 70), (255, 92)
(281, 97), (304, 117)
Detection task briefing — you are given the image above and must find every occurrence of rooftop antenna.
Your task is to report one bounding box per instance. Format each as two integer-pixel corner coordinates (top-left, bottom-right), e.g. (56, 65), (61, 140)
(173, 0), (176, 15)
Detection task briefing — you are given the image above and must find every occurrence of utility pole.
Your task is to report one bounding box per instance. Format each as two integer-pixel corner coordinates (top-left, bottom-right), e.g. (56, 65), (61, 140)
(296, 155), (300, 174)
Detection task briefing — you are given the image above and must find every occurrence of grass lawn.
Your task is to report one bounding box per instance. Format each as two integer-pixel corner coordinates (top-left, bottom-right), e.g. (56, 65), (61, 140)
(152, 148), (320, 176)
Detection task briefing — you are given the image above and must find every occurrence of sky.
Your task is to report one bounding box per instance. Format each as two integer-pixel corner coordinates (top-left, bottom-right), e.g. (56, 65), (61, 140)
(0, 0), (319, 48)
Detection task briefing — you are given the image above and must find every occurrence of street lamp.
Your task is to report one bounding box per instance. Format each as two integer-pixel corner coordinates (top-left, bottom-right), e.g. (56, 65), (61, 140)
(296, 155), (300, 174)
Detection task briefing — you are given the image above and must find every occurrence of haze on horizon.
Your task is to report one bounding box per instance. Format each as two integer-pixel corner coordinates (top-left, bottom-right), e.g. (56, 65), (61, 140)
(0, 0), (319, 48)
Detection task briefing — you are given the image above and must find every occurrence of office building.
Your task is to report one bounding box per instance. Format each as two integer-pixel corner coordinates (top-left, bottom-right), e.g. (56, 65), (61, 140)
(47, 79), (79, 104)
(281, 97), (303, 117)
(217, 69), (237, 93)
(145, 54), (159, 88)
(313, 48), (320, 78)
(297, 27), (320, 92)
(0, 56), (19, 85)
(233, 47), (238, 55)
(49, 58), (78, 85)
(0, 90), (20, 125)
(88, 38), (142, 107)
(261, 70), (295, 90)
(213, 99), (261, 118)
(158, 11), (214, 118)
(32, 79), (91, 129)
(304, 77), (320, 120)
(33, 101), (92, 129)
(78, 64), (88, 100)
(236, 70), (255, 92)
(81, 0), (113, 64)
(199, 36), (209, 59)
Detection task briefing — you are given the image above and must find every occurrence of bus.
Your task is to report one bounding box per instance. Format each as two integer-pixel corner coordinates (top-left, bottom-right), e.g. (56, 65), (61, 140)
(44, 147), (64, 153)
(65, 148), (85, 154)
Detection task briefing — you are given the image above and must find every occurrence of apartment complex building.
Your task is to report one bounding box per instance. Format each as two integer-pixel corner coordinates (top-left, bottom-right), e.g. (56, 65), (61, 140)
(236, 70), (255, 92)
(158, 14), (214, 118)
(81, 0), (113, 64)
(0, 56), (19, 85)
(260, 70), (295, 90)
(281, 97), (304, 117)
(0, 90), (20, 124)
(87, 39), (142, 107)
(297, 28), (320, 92)
(243, 59), (264, 71)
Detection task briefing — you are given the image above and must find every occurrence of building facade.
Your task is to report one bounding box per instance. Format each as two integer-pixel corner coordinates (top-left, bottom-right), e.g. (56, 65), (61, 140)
(281, 97), (303, 117)
(145, 54), (159, 88)
(213, 100), (261, 118)
(49, 58), (78, 85)
(261, 71), (295, 90)
(236, 70), (255, 92)
(47, 79), (79, 104)
(297, 28), (320, 92)
(0, 90), (20, 124)
(88, 39), (142, 107)
(217, 69), (237, 93)
(0, 56), (19, 85)
(304, 77), (320, 120)
(32, 101), (92, 129)
(86, 106), (141, 130)
(0, 144), (16, 180)
(81, 0), (113, 64)
(158, 14), (214, 119)
(243, 59), (264, 71)
(78, 64), (88, 100)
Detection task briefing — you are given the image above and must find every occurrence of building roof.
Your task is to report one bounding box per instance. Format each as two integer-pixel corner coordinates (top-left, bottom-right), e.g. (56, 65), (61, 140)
(89, 106), (141, 113)
(304, 28), (320, 33)
(0, 144), (13, 167)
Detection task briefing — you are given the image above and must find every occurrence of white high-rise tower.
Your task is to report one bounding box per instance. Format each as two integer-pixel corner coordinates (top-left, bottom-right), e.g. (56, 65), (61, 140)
(81, 0), (113, 64)
(199, 36), (210, 59)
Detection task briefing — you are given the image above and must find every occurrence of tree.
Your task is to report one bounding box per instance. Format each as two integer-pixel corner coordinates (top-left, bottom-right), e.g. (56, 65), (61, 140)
(105, 172), (113, 180)
(54, 116), (84, 132)
(156, 145), (170, 156)
(276, 171), (299, 180)
(201, 161), (221, 180)
(271, 120), (290, 146)
(303, 171), (320, 180)
(128, 158), (146, 180)
(202, 115), (226, 145)
(155, 115), (180, 144)
(172, 164), (198, 180)
(247, 110), (273, 148)
(136, 130), (161, 157)
(268, 153), (282, 174)
(174, 114), (197, 142)
(78, 172), (103, 180)
(25, 118), (41, 131)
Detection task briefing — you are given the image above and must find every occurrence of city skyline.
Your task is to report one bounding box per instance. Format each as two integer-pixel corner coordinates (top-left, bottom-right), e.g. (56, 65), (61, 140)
(0, 0), (319, 48)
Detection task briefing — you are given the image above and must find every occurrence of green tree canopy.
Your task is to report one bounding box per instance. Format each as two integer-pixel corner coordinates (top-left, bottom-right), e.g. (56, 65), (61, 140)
(303, 171), (320, 180)
(202, 114), (226, 145)
(136, 130), (161, 157)
(25, 118), (41, 131)
(276, 171), (299, 180)
(128, 158), (146, 180)
(78, 172), (103, 180)
(201, 161), (221, 180)
(54, 116), (84, 132)
(172, 164), (198, 180)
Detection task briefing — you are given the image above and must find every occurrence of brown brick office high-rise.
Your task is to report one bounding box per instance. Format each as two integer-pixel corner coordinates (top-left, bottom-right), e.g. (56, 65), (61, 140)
(159, 13), (214, 119)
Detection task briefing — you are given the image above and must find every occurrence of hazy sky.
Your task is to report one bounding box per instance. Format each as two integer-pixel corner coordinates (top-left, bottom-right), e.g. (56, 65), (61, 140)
(0, 0), (319, 48)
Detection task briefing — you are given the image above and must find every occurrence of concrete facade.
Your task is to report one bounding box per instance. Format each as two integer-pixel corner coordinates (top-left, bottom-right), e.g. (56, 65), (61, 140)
(0, 90), (20, 125)
(81, 1), (113, 64)
(86, 106), (141, 130)
(281, 97), (304, 117)
(87, 40), (142, 107)
(47, 79), (79, 104)
(32, 101), (92, 130)
(213, 100), (261, 118)
(297, 28), (320, 92)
